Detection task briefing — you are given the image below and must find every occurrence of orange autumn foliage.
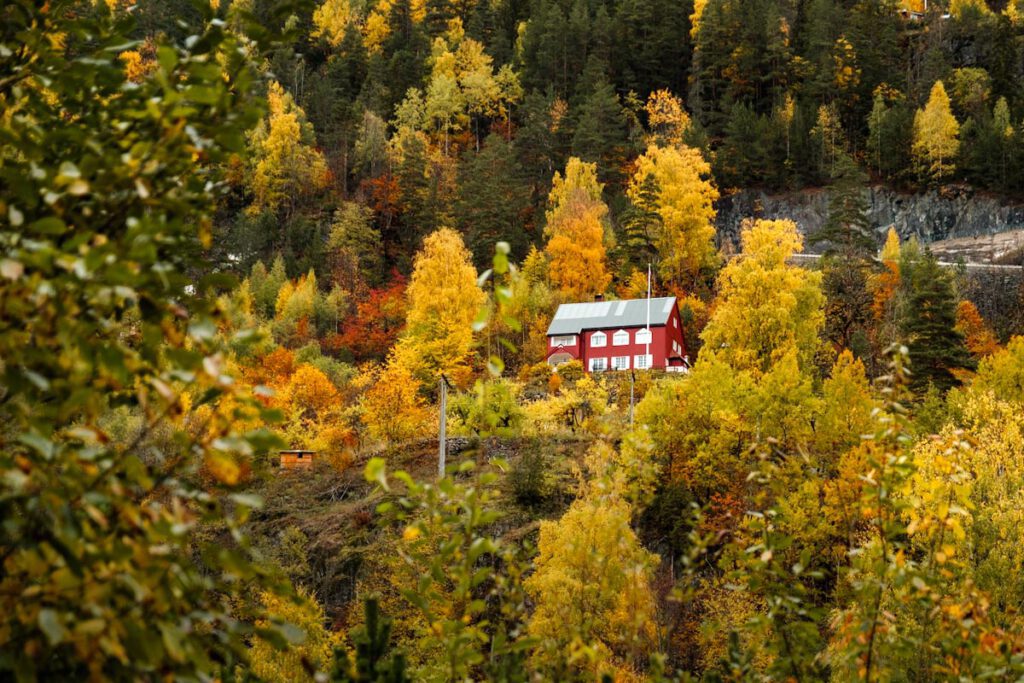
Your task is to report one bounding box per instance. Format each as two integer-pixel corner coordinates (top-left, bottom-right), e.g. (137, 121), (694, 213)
(260, 347), (296, 386)
(287, 364), (342, 420)
(956, 300), (1000, 358)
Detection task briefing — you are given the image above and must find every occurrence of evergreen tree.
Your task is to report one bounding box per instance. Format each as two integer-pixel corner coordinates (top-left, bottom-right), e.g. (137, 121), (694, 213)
(812, 153), (874, 259)
(898, 245), (975, 392)
(620, 172), (662, 272)
(381, 0), (431, 119)
(715, 102), (769, 187)
(571, 59), (629, 182)
(520, 0), (573, 96)
(613, 0), (692, 96)
(455, 134), (532, 267)
(395, 132), (446, 251)
(515, 92), (563, 213)
(425, 0), (456, 37)
(867, 90), (914, 181)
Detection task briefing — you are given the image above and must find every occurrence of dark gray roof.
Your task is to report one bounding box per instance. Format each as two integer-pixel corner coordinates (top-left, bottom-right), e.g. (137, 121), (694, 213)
(546, 297), (677, 336)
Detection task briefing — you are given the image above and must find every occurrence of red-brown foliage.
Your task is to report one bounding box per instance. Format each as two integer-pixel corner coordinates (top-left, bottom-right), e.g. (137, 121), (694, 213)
(335, 273), (408, 362)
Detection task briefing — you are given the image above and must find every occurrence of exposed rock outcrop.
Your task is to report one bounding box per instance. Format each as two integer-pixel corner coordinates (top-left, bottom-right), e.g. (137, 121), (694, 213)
(715, 185), (1024, 255)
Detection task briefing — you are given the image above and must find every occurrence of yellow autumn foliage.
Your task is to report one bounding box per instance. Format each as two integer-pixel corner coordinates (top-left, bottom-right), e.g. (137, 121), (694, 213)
(250, 588), (339, 682)
(526, 492), (659, 678)
(908, 391), (1024, 617)
(360, 360), (433, 444)
(248, 82), (329, 215)
(312, 0), (352, 46)
(913, 81), (959, 181)
(543, 158), (612, 300)
(700, 218), (824, 376)
(628, 143), (719, 287)
(645, 89), (690, 147)
(392, 228), (484, 385)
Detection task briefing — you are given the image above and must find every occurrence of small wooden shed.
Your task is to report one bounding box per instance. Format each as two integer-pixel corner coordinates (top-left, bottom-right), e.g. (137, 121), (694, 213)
(279, 449), (317, 471)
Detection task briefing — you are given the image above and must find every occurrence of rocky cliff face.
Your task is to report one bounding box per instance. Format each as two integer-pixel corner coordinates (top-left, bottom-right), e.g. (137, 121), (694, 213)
(715, 185), (1024, 252)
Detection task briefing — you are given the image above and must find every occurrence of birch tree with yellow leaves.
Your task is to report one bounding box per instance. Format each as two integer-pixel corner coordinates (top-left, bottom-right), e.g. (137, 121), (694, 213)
(543, 158), (613, 300)
(247, 82), (329, 216)
(700, 218), (825, 375)
(627, 143), (719, 289)
(526, 489), (659, 679)
(311, 0), (352, 45)
(392, 227), (485, 385)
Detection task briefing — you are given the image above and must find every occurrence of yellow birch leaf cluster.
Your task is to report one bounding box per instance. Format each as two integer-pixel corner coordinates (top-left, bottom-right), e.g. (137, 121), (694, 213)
(700, 218), (824, 375)
(526, 490), (658, 678)
(543, 158), (612, 300)
(248, 82), (329, 215)
(392, 227), (484, 385)
(628, 143), (719, 287)
(312, 0), (352, 46)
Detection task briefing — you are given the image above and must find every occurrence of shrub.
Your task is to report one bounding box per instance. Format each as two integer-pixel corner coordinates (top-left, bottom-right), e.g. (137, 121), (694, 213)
(505, 448), (554, 508)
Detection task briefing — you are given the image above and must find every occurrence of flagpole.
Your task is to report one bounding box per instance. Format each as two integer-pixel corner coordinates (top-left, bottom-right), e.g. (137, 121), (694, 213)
(645, 263), (651, 368)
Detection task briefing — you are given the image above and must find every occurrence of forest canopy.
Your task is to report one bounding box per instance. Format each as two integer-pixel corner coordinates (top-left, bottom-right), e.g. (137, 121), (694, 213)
(4, 0), (1024, 681)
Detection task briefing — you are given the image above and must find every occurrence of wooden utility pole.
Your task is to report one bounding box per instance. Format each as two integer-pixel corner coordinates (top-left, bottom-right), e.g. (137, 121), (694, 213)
(438, 374), (448, 478)
(629, 370), (636, 428)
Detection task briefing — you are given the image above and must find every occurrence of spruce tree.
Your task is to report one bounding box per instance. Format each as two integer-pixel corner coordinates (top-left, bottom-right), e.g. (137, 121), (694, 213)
(898, 245), (975, 392)
(571, 59), (628, 182)
(381, 0), (430, 118)
(620, 172), (663, 272)
(811, 153), (874, 259)
(455, 134), (532, 267)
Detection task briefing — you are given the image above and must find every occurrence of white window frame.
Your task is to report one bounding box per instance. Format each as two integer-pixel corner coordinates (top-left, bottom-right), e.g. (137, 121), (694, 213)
(550, 335), (576, 347)
(590, 331), (607, 348)
(634, 354), (653, 369)
(589, 357), (608, 372)
(672, 318), (677, 328)
(612, 355), (630, 371)
(612, 330), (630, 346)
(635, 328), (652, 344)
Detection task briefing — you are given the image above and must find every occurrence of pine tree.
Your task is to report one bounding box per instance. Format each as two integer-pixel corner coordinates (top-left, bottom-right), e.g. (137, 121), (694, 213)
(380, 0), (431, 118)
(620, 172), (662, 272)
(571, 61), (628, 182)
(395, 131), (446, 250)
(867, 90), (914, 181)
(613, 0), (691, 96)
(520, 0), (572, 96)
(332, 599), (409, 682)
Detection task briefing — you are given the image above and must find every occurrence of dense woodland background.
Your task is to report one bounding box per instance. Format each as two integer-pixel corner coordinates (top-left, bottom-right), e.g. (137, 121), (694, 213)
(8, 0), (1024, 681)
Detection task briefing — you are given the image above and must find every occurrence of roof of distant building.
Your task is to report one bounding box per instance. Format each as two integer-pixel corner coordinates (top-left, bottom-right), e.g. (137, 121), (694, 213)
(546, 297), (677, 336)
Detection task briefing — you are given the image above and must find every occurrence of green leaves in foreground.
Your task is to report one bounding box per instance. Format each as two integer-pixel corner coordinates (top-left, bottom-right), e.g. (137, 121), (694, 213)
(0, 1), (307, 679)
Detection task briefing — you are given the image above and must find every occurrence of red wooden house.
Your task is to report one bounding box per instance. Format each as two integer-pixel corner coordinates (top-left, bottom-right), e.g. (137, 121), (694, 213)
(545, 296), (688, 372)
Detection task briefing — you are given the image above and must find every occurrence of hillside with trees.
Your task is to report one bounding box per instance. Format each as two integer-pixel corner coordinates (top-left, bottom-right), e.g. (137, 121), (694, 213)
(6, 0), (1024, 681)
